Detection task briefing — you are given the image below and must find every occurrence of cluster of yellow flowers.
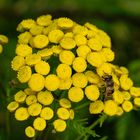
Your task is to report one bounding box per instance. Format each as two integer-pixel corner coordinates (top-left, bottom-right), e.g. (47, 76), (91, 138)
(7, 14), (140, 138)
(0, 34), (8, 53)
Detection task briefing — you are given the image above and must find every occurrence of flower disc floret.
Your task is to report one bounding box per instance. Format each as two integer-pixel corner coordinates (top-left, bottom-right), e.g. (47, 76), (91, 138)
(134, 98), (140, 107)
(25, 126), (35, 138)
(130, 87), (140, 97)
(28, 74), (45, 91)
(59, 98), (71, 108)
(30, 25), (43, 35)
(7, 101), (19, 112)
(122, 101), (133, 112)
(26, 95), (37, 105)
(0, 34), (8, 44)
(57, 108), (70, 120)
(74, 34), (87, 46)
(14, 90), (27, 103)
(53, 119), (66, 132)
(113, 90), (124, 104)
(59, 78), (72, 90)
(37, 14), (52, 26)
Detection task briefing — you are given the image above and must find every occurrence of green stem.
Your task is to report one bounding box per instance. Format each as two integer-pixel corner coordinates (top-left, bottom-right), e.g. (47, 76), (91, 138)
(74, 102), (90, 110)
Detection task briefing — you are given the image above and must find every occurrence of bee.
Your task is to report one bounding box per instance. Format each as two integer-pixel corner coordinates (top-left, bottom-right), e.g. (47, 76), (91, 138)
(102, 75), (114, 100)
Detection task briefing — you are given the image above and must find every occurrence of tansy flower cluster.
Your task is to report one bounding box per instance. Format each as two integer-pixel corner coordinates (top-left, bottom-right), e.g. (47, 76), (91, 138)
(7, 14), (140, 138)
(0, 34), (8, 53)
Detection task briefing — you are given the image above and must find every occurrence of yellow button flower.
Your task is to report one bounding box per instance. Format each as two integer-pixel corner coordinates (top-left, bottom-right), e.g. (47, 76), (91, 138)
(52, 45), (63, 55)
(73, 25), (88, 36)
(7, 101), (19, 112)
(116, 107), (124, 116)
(37, 48), (53, 58)
(11, 56), (25, 71)
(53, 119), (66, 132)
(87, 52), (103, 67)
(59, 50), (75, 65)
(89, 100), (104, 114)
(69, 109), (75, 120)
(24, 88), (36, 95)
(18, 31), (32, 44)
(74, 34), (87, 46)
(37, 14), (52, 26)
(26, 53), (41, 66)
(57, 17), (73, 29)
(84, 22), (98, 32)
(26, 95), (37, 105)
(72, 73), (88, 88)
(17, 66), (32, 83)
(122, 101), (133, 112)
(33, 117), (46, 131)
(122, 91), (131, 100)
(134, 98), (140, 107)
(57, 107), (70, 120)
(56, 64), (72, 79)
(28, 103), (42, 116)
(45, 74), (60, 91)
(88, 38), (102, 51)
(60, 37), (76, 49)
(28, 74), (45, 91)
(35, 61), (50, 75)
(72, 57), (87, 72)
(0, 34), (8, 44)
(76, 45), (91, 59)
(64, 32), (74, 38)
(14, 90), (27, 103)
(85, 71), (100, 84)
(59, 98), (71, 109)
(59, 78), (72, 90)
(25, 126), (35, 138)
(130, 87), (140, 97)
(104, 100), (118, 116)
(113, 90), (124, 104)
(15, 107), (29, 121)
(37, 90), (54, 105)
(30, 25), (43, 35)
(68, 87), (84, 102)
(120, 75), (133, 90)
(85, 85), (100, 101)
(48, 29), (64, 43)
(16, 44), (32, 57)
(40, 107), (54, 120)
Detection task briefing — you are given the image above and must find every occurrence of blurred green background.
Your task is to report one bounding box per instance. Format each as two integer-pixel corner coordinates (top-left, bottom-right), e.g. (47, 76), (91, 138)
(0, 0), (140, 140)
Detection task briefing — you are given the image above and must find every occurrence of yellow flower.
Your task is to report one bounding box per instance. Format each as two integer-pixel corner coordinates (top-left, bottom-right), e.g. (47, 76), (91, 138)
(16, 44), (32, 57)
(0, 44), (3, 53)
(53, 119), (66, 132)
(130, 87), (140, 97)
(69, 109), (75, 120)
(56, 64), (72, 79)
(11, 56), (25, 71)
(88, 37), (102, 51)
(57, 17), (74, 29)
(76, 45), (91, 59)
(17, 66), (32, 83)
(85, 71), (100, 84)
(26, 95), (37, 105)
(37, 48), (53, 58)
(104, 100), (118, 116)
(72, 73), (88, 88)
(37, 90), (54, 105)
(116, 107), (124, 116)
(28, 103), (42, 116)
(52, 45), (63, 55)
(35, 61), (50, 75)
(33, 35), (49, 49)
(57, 107), (70, 120)
(25, 53), (41, 66)
(59, 50), (75, 65)
(7, 101), (19, 112)
(14, 90), (27, 103)
(24, 88), (36, 95)
(101, 48), (115, 62)
(89, 100), (104, 114)
(134, 98), (140, 107)
(25, 126), (35, 138)
(68, 87), (84, 102)
(28, 74), (45, 91)
(122, 91), (131, 101)
(59, 98), (71, 109)
(74, 34), (87, 46)
(87, 52), (103, 67)
(0, 34), (8, 44)
(59, 78), (72, 90)
(73, 25), (88, 36)
(113, 90), (124, 104)
(30, 25), (43, 35)
(120, 75), (133, 90)
(45, 74), (60, 91)
(72, 57), (87, 72)
(60, 37), (76, 49)
(40, 107), (54, 120)
(37, 14), (52, 26)
(15, 107), (29, 121)
(64, 32), (74, 38)
(84, 22), (98, 32)
(48, 29), (64, 43)
(120, 66), (129, 75)
(85, 85), (100, 101)
(18, 31), (32, 44)
(122, 101), (133, 112)
(33, 117), (46, 131)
